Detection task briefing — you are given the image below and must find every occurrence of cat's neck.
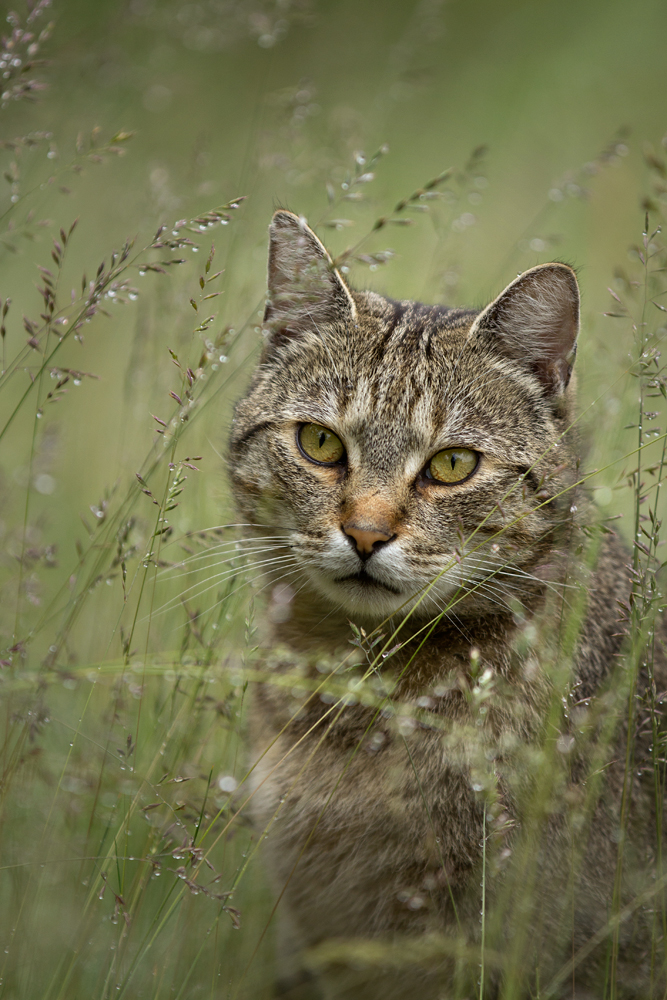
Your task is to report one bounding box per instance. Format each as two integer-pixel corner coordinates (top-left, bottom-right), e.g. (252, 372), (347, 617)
(268, 590), (531, 690)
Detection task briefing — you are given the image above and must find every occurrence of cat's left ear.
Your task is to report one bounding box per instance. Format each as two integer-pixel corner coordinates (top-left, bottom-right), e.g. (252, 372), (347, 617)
(470, 263), (580, 396)
(263, 210), (356, 349)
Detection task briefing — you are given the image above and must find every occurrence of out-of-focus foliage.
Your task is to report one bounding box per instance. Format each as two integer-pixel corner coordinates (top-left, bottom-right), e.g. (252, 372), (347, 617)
(1, 0), (667, 996)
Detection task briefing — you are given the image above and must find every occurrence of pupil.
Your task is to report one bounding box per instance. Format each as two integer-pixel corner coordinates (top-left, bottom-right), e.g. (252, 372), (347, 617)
(318, 432), (326, 449)
(450, 454), (456, 470)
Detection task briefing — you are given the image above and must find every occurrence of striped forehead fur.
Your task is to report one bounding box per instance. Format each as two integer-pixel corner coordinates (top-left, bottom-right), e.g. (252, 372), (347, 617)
(251, 291), (556, 433)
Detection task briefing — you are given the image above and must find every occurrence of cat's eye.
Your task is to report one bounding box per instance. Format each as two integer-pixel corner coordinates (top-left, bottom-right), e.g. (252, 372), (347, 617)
(298, 423), (346, 465)
(427, 448), (478, 484)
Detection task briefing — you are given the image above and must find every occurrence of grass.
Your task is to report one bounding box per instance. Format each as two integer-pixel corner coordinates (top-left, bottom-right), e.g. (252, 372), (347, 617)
(2, 0), (667, 996)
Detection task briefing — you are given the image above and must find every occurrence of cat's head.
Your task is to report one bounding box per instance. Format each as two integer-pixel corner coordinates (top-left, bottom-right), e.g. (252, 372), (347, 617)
(229, 210), (580, 625)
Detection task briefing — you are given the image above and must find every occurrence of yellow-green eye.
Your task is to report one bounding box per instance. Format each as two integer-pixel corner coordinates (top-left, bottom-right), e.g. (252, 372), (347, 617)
(428, 448), (478, 484)
(298, 423), (345, 465)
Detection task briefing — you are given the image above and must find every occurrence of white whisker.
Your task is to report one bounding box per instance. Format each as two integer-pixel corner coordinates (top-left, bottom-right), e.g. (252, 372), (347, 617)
(158, 542), (291, 579)
(148, 554), (297, 619)
(166, 565), (307, 635)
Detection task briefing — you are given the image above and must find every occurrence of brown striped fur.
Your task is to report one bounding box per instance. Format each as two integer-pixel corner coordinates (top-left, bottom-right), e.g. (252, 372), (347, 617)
(228, 211), (665, 998)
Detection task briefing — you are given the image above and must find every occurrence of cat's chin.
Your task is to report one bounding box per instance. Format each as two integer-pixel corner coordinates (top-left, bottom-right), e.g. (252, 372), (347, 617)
(306, 568), (418, 621)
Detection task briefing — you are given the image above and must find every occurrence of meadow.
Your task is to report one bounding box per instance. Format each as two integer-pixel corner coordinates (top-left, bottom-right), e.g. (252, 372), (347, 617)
(2, 0), (667, 996)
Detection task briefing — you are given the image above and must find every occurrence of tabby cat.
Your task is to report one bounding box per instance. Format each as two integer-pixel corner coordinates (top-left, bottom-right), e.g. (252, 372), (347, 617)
(229, 210), (665, 998)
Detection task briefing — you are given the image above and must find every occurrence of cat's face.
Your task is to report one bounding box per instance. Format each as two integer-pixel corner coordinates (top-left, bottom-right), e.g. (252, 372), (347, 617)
(230, 212), (579, 624)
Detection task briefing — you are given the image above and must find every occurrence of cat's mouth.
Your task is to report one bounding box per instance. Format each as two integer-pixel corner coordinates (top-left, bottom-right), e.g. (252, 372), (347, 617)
(336, 569), (402, 594)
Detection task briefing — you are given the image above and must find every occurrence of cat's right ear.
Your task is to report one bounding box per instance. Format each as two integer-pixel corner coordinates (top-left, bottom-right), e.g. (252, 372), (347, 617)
(263, 210), (356, 351)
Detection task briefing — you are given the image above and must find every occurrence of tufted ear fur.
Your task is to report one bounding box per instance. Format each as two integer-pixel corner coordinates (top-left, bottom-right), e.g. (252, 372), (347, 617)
(469, 263), (580, 396)
(263, 210), (356, 350)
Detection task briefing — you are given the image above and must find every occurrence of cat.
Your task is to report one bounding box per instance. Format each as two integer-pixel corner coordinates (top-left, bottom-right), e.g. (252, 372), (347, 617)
(228, 210), (666, 999)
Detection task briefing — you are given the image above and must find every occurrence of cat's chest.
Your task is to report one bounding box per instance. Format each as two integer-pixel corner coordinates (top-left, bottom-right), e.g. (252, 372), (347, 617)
(250, 704), (487, 871)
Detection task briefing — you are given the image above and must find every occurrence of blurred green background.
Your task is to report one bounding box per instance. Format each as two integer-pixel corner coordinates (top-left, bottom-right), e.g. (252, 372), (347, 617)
(1, 0), (667, 996)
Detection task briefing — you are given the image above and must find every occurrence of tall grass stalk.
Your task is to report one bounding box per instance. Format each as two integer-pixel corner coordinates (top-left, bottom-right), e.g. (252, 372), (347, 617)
(2, 3), (667, 996)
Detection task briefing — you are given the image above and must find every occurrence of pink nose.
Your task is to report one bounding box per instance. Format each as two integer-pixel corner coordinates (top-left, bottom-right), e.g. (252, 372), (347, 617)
(343, 524), (393, 555)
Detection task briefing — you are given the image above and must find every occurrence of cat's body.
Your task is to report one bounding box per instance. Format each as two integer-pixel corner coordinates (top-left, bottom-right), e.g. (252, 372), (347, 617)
(229, 211), (666, 998)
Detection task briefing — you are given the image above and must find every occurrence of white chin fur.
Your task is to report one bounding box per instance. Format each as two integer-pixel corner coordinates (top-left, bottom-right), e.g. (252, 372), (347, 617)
(314, 574), (403, 618)
(305, 568), (447, 622)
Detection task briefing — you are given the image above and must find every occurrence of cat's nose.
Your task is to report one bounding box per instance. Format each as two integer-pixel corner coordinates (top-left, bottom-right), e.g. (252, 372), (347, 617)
(342, 523), (394, 558)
